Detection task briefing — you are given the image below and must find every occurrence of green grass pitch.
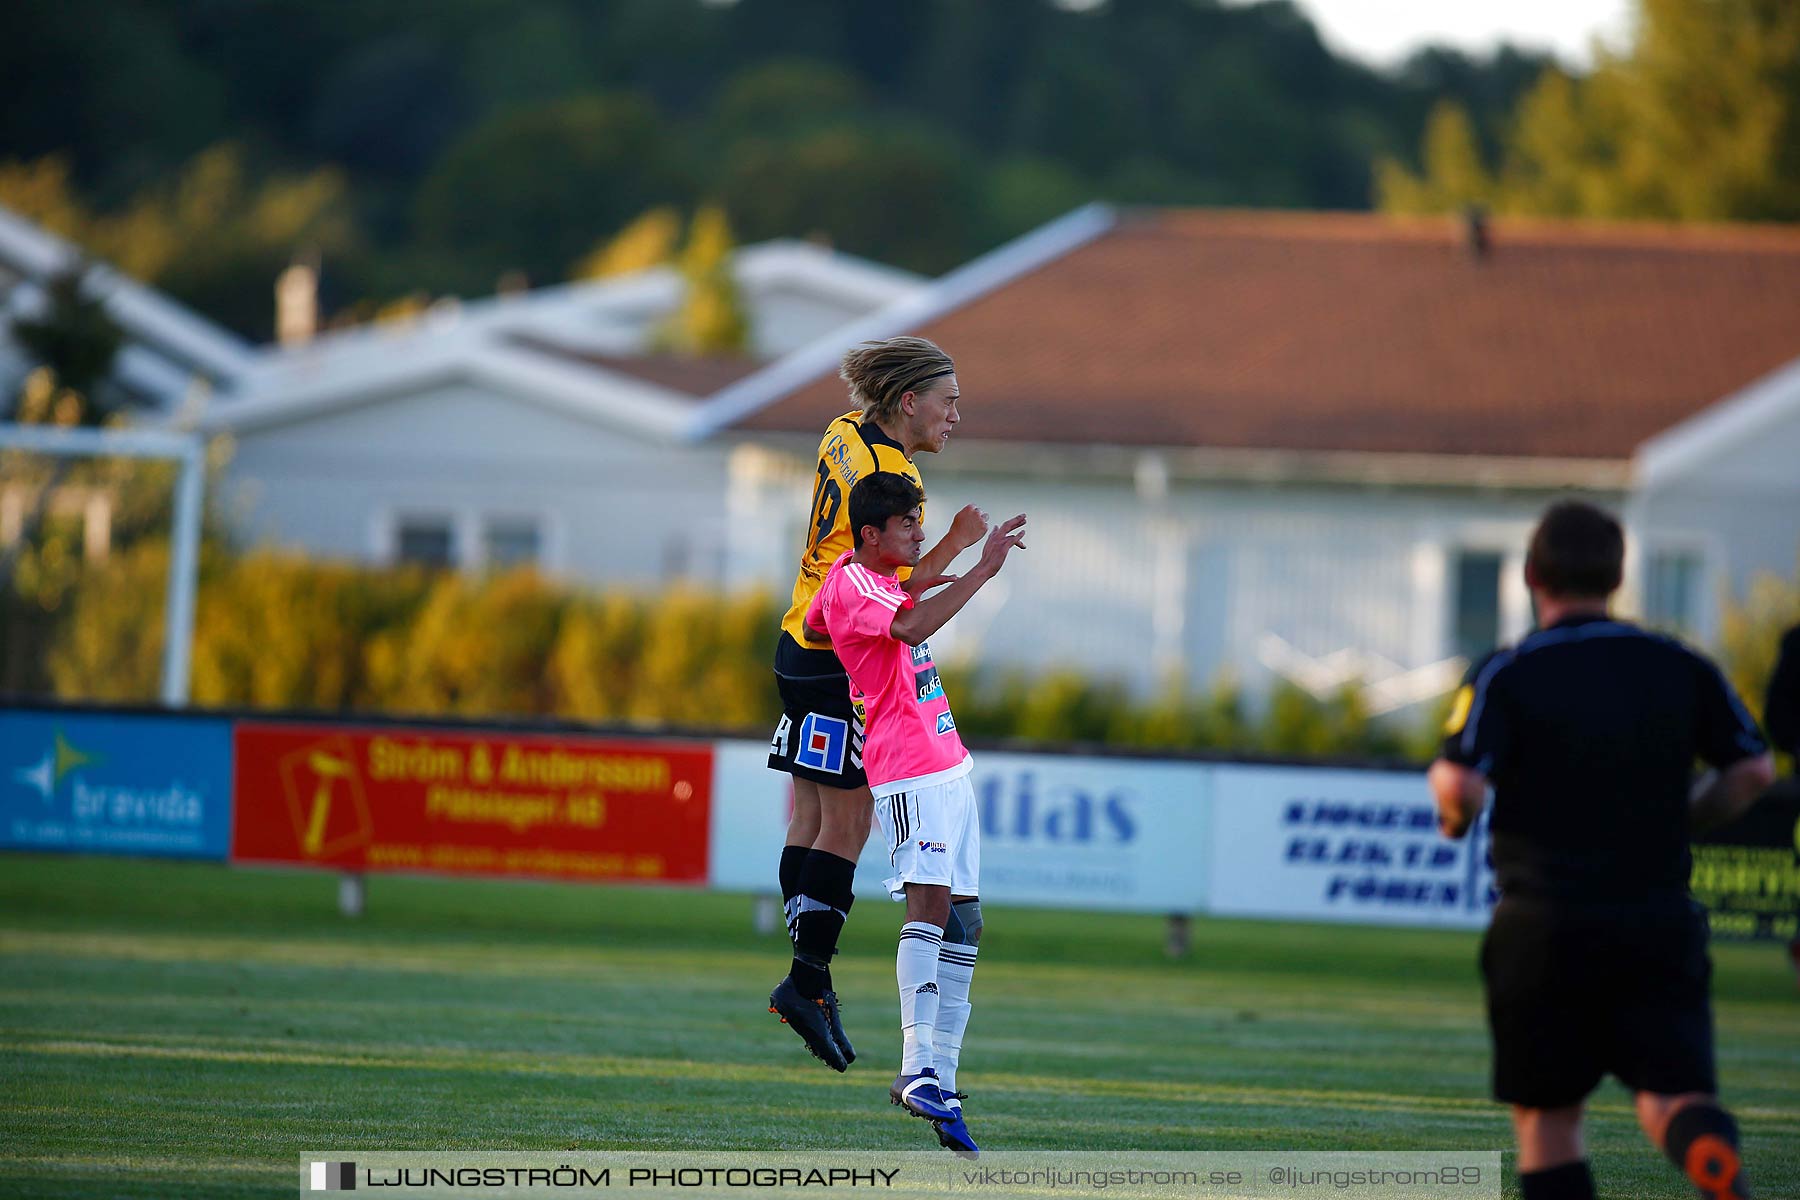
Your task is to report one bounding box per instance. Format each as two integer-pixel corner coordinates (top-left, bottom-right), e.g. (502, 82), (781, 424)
(2, 853), (1795, 1199)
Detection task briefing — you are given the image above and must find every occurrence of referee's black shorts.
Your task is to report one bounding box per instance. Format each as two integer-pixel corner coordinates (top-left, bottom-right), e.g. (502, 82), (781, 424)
(1481, 896), (1716, 1107)
(767, 634), (867, 789)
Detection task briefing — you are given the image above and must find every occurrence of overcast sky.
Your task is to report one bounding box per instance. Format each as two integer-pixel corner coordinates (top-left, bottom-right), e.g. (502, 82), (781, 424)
(1283, 0), (1635, 67)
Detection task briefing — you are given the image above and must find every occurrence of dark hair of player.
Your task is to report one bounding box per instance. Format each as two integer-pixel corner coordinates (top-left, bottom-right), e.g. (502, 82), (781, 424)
(1526, 499), (1624, 598)
(849, 472), (925, 549)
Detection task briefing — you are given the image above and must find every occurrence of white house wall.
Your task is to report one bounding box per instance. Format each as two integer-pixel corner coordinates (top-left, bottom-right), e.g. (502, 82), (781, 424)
(930, 480), (1570, 701)
(1634, 413), (1800, 637)
(222, 381), (734, 584)
(726, 445), (1600, 705)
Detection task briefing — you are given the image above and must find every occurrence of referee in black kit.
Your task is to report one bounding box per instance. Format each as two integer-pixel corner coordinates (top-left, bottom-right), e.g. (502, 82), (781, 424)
(1429, 500), (1775, 1200)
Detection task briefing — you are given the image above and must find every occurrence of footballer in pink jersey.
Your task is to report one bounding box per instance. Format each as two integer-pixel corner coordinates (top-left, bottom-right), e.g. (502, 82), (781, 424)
(807, 471), (1026, 1157)
(807, 555), (968, 799)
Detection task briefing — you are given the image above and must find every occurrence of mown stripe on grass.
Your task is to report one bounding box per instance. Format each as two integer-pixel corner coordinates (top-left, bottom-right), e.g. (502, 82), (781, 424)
(3, 1033), (1480, 1115)
(1, 1155), (280, 1175)
(9, 932), (1791, 1043)
(11, 1034), (1794, 1132)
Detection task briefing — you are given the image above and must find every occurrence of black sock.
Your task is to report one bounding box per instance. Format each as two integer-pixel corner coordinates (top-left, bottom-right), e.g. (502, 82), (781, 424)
(1664, 1103), (1749, 1198)
(778, 844), (809, 942)
(1520, 1161), (1595, 1200)
(790, 850), (856, 998)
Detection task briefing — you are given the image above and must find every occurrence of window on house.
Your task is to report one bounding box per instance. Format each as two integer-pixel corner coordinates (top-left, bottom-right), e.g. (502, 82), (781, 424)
(482, 517), (541, 570)
(395, 515), (455, 568)
(1453, 551), (1503, 662)
(1645, 550), (1700, 634)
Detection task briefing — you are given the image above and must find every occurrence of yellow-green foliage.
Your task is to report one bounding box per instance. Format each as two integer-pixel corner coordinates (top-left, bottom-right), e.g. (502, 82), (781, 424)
(1010, 670), (1128, 745)
(572, 206), (682, 280)
(43, 538), (170, 702)
(363, 569), (569, 717)
(1375, 101), (1495, 215)
(655, 205), (751, 355)
(4, 450), (190, 696)
(1260, 681), (1396, 759)
(0, 147), (350, 287)
(546, 592), (649, 722)
(34, 542), (1446, 759)
(36, 545), (781, 727)
(1377, 0), (1800, 222)
(951, 668), (1402, 760)
(1105, 673), (1250, 752)
(1717, 559), (1800, 770)
(622, 587), (778, 728)
(191, 551), (432, 711)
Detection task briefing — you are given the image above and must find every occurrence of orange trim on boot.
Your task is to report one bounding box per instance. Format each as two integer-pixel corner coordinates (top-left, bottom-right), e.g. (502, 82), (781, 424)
(1684, 1134), (1743, 1200)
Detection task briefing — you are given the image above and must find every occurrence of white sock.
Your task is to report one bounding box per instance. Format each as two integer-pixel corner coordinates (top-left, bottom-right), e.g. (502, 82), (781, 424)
(934, 942), (977, 1106)
(896, 921), (943, 1074)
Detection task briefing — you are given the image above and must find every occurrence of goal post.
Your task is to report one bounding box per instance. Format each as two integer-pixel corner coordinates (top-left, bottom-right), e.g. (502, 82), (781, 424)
(0, 423), (204, 706)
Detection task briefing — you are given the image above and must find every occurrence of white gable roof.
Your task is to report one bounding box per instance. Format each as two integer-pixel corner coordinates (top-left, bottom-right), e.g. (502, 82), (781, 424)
(199, 239), (922, 441)
(203, 335), (696, 441)
(242, 238), (921, 371)
(1634, 353), (1800, 488)
(0, 203), (252, 404)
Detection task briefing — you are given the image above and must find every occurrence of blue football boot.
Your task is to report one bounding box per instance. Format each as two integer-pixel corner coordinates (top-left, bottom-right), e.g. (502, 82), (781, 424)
(933, 1103), (979, 1159)
(889, 1068), (957, 1122)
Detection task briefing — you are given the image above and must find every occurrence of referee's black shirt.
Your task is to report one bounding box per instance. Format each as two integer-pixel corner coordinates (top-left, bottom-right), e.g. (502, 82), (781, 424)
(1441, 613), (1767, 904)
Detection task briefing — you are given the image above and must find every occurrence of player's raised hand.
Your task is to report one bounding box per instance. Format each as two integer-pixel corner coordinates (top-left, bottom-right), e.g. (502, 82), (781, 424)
(977, 514), (1027, 575)
(948, 504), (990, 550)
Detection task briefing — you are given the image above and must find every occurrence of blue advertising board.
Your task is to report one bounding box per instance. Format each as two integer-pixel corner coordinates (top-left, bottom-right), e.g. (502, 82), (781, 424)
(1, 710), (233, 860)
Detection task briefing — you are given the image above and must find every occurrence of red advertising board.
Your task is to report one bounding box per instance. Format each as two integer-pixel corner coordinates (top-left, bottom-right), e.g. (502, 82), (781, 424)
(232, 723), (712, 884)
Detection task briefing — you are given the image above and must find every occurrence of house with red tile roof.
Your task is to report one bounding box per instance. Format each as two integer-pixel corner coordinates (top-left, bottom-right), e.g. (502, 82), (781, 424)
(700, 206), (1800, 709)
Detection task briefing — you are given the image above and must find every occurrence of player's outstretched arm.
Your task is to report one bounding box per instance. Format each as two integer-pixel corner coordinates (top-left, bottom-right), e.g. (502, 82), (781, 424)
(889, 515), (1026, 647)
(1690, 753), (1776, 832)
(906, 504), (989, 598)
(1428, 758), (1487, 839)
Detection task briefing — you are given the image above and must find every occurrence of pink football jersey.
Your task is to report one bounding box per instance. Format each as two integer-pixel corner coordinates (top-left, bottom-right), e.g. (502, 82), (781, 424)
(807, 552), (971, 797)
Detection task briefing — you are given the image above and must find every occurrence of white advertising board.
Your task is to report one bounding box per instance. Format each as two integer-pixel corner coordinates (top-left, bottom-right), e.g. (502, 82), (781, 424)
(708, 740), (1212, 912)
(1206, 764), (1496, 929)
(707, 739), (794, 892)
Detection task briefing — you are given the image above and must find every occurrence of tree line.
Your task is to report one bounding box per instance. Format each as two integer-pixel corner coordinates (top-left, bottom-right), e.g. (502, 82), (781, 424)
(1379, 0), (1800, 221)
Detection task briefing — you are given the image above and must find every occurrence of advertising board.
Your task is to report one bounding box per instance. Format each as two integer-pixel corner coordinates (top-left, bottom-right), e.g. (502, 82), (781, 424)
(1207, 764), (1496, 929)
(232, 723), (712, 884)
(709, 740), (1211, 912)
(0, 710), (232, 860)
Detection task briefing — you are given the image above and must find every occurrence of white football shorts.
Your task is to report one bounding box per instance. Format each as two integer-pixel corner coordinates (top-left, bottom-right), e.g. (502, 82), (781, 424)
(874, 773), (980, 900)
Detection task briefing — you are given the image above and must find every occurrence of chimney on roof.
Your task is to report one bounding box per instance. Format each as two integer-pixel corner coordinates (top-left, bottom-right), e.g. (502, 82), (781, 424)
(1463, 204), (1491, 261)
(276, 255), (318, 346)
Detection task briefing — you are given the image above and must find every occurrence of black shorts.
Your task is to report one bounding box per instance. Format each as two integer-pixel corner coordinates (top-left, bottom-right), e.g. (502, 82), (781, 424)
(1482, 897), (1716, 1107)
(767, 634), (867, 789)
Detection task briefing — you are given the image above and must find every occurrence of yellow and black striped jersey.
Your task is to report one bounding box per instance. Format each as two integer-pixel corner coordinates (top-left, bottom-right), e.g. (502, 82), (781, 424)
(779, 410), (922, 649)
